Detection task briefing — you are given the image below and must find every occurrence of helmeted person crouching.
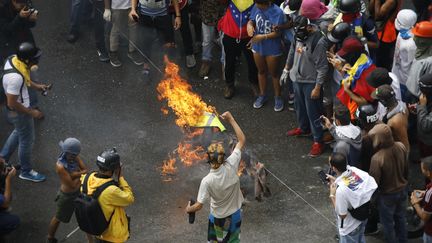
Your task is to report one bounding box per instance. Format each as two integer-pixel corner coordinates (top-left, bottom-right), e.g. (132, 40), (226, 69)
(186, 111), (245, 242)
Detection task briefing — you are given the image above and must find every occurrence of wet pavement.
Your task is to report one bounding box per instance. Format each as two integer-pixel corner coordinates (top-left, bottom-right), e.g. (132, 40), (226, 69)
(0, 0), (424, 242)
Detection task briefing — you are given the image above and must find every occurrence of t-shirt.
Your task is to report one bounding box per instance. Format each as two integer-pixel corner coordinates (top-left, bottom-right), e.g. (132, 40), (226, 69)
(423, 183), (432, 236)
(112, 0), (131, 9)
(197, 148), (244, 219)
(392, 34), (416, 86)
(249, 4), (285, 56)
(2, 59), (30, 108)
(137, 0), (170, 16)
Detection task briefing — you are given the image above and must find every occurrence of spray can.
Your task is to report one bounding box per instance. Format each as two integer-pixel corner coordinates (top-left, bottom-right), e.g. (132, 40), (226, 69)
(188, 199), (196, 224)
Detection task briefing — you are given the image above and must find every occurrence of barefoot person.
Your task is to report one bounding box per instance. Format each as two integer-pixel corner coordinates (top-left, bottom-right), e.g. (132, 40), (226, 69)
(186, 111), (245, 242)
(47, 138), (89, 243)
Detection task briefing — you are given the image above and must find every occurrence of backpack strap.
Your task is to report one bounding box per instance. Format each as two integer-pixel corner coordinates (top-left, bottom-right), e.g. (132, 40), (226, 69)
(81, 172), (93, 195)
(2, 56), (25, 105)
(93, 179), (118, 225)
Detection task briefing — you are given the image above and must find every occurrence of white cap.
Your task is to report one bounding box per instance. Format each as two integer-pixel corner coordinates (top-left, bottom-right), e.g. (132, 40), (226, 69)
(395, 9), (417, 31)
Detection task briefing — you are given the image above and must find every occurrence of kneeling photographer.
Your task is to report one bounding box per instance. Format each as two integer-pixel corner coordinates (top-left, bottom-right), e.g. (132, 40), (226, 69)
(0, 157), (20, 241)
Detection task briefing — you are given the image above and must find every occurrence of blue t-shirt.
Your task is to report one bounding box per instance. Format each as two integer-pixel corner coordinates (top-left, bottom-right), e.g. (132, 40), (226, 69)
(137, 0), (170, 17)
(250, 4), (286, 56)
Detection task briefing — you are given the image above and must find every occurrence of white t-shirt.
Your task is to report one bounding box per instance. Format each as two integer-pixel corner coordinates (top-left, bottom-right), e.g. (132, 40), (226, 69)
(197, 148), (244, 219)
(2, 60), (30, 108)
(334, 166), (377, 236)
(392, 34), (417, 86)
(112, 0), (131, 10)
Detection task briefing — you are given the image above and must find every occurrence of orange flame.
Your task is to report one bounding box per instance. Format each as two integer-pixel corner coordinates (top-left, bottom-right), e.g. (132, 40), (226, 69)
(177, 143), (207, 166)
(161, 157), (177, 176)
(237, 160), (246, 177)
(156, 56), (216, 128)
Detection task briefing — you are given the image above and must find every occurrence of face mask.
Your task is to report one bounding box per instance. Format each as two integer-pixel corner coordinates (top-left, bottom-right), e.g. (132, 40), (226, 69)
(295, 27), (309, 42)
(399, 28), (411, 39)
(342, 13), (359, 23)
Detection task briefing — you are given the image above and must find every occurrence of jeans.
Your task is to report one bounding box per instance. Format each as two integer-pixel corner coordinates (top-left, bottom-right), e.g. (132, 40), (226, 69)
(177, 5), (194, 56)
(222, 34), (258, 88)
(0, 211), (20, 236)
(69, 0), (92, 34)
(424, 233), (432, 243)
(92, 0), (107, 51)
(339, 220), (367, 243)
(378, 189), (408, 243)
(0, 111), (35, 173)
(292, 82), (323, 142)
(109, 9), (138, 53)
(201, 23), (216, 61)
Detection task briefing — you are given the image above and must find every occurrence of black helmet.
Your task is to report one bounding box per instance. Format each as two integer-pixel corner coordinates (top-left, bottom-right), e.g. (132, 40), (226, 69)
(338, 0), (361, 14)
(419, 73), (432, 97)
(327, 22), (350, 43)
(17, 42), (41, 63)
(96, 148), (120, 171)
(356, 103), (379, 125)
(294, 15), (311, 42)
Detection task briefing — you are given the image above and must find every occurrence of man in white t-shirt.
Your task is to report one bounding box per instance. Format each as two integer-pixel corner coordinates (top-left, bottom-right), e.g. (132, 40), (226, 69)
(1, 42), (48, 182)
(327, 152), (378, 243)
(186, 111), (245, 243)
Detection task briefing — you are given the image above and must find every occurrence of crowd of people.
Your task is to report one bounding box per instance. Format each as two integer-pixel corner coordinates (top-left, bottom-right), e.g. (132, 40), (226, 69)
(1, 0), (432, 242)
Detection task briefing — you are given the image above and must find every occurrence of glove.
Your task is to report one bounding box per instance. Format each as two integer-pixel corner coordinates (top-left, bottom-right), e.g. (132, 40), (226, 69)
(279, 68), (289, 86)
(103, 9), (111, 22)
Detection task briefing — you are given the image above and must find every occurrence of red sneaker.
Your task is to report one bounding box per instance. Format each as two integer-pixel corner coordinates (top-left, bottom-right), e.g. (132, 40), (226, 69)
(286, 128), (311, 137)
(309, 142), (324, 158)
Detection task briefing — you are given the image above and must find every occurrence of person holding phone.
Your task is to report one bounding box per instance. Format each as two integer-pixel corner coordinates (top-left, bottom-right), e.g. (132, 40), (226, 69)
(0, 0), (38, 63)
(0, 157), (20, 241)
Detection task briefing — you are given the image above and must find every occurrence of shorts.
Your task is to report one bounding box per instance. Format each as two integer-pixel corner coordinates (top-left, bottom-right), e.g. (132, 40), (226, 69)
(208, 209), (241, 242)
(55, 190), (80, 223)
(138, 14), (175, 44)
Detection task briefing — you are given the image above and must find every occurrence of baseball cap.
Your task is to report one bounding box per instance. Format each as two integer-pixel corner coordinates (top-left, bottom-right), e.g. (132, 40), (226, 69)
(371, 84), (395, 101)
(59, 138), (81, 155)
(395, 9), (417, 31)
(366, 68), (393, 88)
(336, 36), (365, 58)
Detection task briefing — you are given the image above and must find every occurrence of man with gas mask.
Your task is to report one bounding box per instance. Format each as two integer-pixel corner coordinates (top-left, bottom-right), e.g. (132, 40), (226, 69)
(185, 111), (245, 242)
(0, 0), (38, 63)
(0, 42), (48, 183)
(285, 15), (329, 157)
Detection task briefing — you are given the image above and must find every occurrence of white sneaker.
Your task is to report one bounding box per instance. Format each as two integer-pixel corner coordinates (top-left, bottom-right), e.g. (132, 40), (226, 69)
(186, 55), (196, 68)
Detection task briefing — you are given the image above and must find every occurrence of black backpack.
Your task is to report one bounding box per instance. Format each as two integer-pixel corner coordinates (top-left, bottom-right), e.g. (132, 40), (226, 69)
(74, 173), (117, 236)
(0, 56), (25, 106)
(348, 201), (371, 221)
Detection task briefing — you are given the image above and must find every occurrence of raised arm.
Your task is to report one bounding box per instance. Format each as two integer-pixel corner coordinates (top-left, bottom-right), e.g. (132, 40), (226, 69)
(220, 111), (245, 151)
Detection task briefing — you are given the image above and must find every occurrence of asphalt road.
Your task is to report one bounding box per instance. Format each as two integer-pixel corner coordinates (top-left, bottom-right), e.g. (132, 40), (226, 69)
(0, 0), (424, 242)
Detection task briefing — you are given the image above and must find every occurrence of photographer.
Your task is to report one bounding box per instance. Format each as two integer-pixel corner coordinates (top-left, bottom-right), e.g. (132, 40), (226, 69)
(185, 111), (245, 242)
(0, 42), (48, 183)
(0, 157), (20, 240)
(0, 0), (38, 63)
(327, 153), (377, 243)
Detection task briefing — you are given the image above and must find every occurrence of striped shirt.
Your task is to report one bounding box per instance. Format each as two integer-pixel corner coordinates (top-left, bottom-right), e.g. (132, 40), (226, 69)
(137, 0), (169, 16)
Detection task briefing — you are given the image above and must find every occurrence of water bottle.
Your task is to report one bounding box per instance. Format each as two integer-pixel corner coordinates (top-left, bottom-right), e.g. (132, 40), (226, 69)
(188, 199), (196, 224)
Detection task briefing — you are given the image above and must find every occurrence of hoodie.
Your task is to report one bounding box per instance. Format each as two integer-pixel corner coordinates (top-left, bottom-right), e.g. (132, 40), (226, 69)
(368, 124), (408, 194)
(81, 173), (134, 243)
(330, 124), (363, 168)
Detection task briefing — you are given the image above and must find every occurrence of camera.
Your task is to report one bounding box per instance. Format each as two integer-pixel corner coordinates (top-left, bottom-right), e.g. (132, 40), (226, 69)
(0, 164), (20, 194)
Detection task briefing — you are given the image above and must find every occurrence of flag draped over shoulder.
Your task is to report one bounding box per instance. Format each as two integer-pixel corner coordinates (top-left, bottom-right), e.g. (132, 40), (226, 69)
(336, 54), (376, 118)
(218, 0), (254, 39)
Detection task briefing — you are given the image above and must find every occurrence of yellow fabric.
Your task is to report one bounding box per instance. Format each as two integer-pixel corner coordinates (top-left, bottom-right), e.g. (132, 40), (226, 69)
(333, 13), (363, 36)
(11, 56), (31, 87)
(191, 112), (226, 132)
(81, 173), (135, 243)
(341, 53), (369, 87)
(232, 0), (254, 12)
(333, 13), (343, 26)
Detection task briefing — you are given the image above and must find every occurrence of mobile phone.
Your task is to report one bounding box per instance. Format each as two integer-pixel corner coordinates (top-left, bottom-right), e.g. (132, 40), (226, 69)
(318, 170), (329, 184)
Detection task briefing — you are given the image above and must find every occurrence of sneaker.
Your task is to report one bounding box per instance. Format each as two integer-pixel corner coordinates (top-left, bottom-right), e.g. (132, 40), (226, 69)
(288, 93), (295, 105)
(274, 96), (284, 112)
(109, 52), (122, 68)
(309, 142), (324, 158)
(253, 95), (267, 109)
(97, 49), (109, 62)
(128, 51), (145, 66)
(19, 170), (46, 182)
(199, 61), (211, 78)
(224, 86), (235, 99)
(186, 55), (196, 68)
(66, 32), (79, 43)
(286, 127), (311, 137)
